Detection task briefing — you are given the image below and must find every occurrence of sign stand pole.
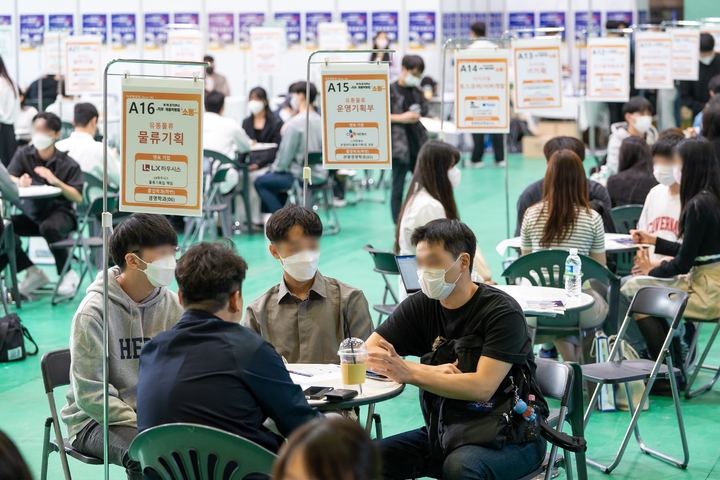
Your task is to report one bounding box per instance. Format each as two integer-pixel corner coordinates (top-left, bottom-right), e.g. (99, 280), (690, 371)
(101, 59), (207, 480)
(303, 49), (394, 206)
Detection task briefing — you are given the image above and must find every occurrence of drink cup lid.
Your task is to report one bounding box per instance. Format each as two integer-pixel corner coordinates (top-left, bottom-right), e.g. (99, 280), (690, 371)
(338, 337), (368, 355)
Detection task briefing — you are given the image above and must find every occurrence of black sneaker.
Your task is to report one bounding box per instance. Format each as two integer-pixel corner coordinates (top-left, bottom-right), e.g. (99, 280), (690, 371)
(538, 346), (558, 359)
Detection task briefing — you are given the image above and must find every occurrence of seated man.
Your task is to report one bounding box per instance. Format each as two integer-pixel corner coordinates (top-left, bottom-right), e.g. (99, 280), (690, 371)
(606, 96), (658, 176)
(138, 240), (321, 453)
(243, 204), (373, 363)
(61, 213), (182, 480)
(55, 102), (121, 201)
(368, 219), (547, 480)
(1, 112), (84, 296)
(254, 82), (324, 214)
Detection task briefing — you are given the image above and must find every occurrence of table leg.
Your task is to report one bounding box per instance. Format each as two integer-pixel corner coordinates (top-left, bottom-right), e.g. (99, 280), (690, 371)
(364, 403), (376, 434)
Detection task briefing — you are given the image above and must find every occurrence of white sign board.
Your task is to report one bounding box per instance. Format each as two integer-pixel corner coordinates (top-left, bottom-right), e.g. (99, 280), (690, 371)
(121, 77), (204, 216)
(586, 37), (631, 102)
(44, 31), (68, 76)
(701, 25), (720, 54)
(0, 25), (13, 60)
(166, 30), (203, 77)
(64, 36), (102, 94)
(513, 37), (563, 110)
(635, 31), (674, 90)
(669, 28), (700, 81)
(318, 22), (349, 51)
(320, 63), (391, 170)
(250, 27), (283, 74)
(454, 49), (510, 133)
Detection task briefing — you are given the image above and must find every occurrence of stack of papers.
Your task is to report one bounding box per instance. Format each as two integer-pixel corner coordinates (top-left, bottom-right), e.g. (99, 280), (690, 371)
(522, 299), (566, 316)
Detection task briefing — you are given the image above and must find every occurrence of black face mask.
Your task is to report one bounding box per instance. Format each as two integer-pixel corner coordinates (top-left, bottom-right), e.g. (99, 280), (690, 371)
(205, 66), (214, 75)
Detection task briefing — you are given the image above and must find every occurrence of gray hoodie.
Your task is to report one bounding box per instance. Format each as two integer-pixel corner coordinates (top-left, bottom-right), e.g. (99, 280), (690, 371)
(606, 121), (659, 176)
(61, 266), (183, 439)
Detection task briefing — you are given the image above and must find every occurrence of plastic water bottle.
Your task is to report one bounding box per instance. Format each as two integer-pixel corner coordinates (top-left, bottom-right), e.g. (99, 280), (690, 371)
(565, 248), (582, 298)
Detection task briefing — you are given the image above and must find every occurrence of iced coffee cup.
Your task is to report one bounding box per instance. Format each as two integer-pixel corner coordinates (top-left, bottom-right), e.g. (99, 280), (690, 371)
(338, 338), (369, 387)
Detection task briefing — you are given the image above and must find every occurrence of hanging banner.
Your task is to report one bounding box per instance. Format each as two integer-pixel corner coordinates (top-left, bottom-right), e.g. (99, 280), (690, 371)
(509, 13), (535, 38)
(318, 23), (348, 51)
(250, 27), (283, 74)
(454, 49), (510, 133)
(48, 14), (73, 32)
(341, 12), (367, 49)
(44, 32), (68, 76)
(82, 14), (107, 44)
(111, 14), (137, 50)
(372, 12), (398, 43)
(208, 13), (234, 50)
(174, 13), (199, 26)
(320, 63), (391, 170)
(144, 13), (169, 49)
(275, 12), (301, 49)
(513, 37), (563, 110)
(0, 17), (12, 60)
(442, 13), (456, 42)
(20, 15), (44, 50)
(539, 12), (565, 39)
(64, 35), (102, 94)
(121, 76), (203, 217)
(635, 31), (674, 90)
(669, 28), (700, 81)
(238, 13), (264, 50)
(306, 12), (332, 50)
(586, 36), (630, 102)
(166, 30), (203, 77)
(701, 25), (720, 54)
(408, 12), (436, 50)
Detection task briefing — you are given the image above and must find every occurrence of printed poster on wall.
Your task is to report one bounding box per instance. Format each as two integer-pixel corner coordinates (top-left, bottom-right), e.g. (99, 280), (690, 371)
(442, 13), (456, 42)
(166, 29), (203, 77)
(208, 13), (234, 50)
(0, 17), (12, 60)
(64, 35), (102, 94)
(274, 13), (301, 49)
(575, 11), (601, 84)
(635, 31), (674, 90)
(458, 13), (472, 38)
(174, 13), (199, 26)
(372, 12), (398, 43)
(48, 14), (73, 32)
(112, 14), (136, 50)
(341, 13), (367, 49)
(318, 23), (348, 51)
(20, 15), (44, 50)
(509, 13), (535, 38)
(669, 28), (700, 81)
(82, 14), (107, 44)
(306, 12), (332, 49)
(606, 12), (632, 28)
(250, 27), (283, 74)
(454, 49), (510, 133)
(408, 12), (436, 50)
(320, 63), (391, 170)
(121, 76), (203, 217)
(586, 36), (630, 102)
(239, 13), (265, 50)
(539, 12), (565, 38)
(144, 13), (169, 49)
(701, 25), (720, 54)
(513, 37), (563, 110)
(488, 13), (503, 38)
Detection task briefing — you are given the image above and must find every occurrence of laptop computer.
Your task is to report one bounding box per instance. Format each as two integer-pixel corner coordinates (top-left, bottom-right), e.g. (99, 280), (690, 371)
(395, 255), (421, 294)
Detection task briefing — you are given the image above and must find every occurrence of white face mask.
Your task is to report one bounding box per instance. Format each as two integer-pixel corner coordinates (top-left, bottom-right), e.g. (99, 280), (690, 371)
(403, 73), (420, 88)
(32, 133), (55, 150)
(653, 164), (676, 186)
(279, 108), (293, 123)
(673, 164), (683, 185)
(289, 94), (301, 111)
(632, 115), (653, 133)
(248, 100), (265, 115)
(700, 54), (715, 66)
(448, 166), (462, 188)
(375, 38), (389, 49)
(134, 254), (176, 288)
(278, 250), (319, 282)
(417, 256), (462, 301)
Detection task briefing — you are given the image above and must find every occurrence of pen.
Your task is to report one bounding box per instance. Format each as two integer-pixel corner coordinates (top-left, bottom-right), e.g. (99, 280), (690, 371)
(287, 370), (313, 377)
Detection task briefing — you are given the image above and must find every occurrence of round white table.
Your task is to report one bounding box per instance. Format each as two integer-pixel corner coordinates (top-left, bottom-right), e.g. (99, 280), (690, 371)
(18, 185), (62, 200)
(495, 233), (641, 255)
(493, 284), (595, 318)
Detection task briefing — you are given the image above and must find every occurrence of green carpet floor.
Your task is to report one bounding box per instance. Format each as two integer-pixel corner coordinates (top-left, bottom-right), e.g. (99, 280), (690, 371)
(1, 153), (719, 479)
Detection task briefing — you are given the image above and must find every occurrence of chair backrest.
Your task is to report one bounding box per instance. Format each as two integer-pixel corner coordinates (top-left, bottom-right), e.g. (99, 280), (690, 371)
(204, 149), (241, 169)
(535, 358), (573, 405)
(61, 122), (74, 140)
(129, 423), (276, 480)
(626, 286), (689, 330)
(363, 244), (399, 274)
(40, 349), (71, 394)
(611, 205), (643, 234)
(502, 250), (618, 288)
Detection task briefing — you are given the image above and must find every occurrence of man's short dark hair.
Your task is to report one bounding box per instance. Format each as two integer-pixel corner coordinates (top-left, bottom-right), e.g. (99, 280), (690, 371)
(401, 55), (425, 74)
(32, 112), (61, 132)
(204, 90), (225, 114)
(73, 103), (99, 127)
(175, 240), (248, 313)
(411, 219), (476, 271)
(605, 20), (619, 30)
(203, 54), (214, 63)
(266, 204), (323, 243)
(291, 82), (317, 104)
(651, 133), (684, 158)
(470, 22), (486, 37)
(709, 74), (720, 95)
(109, 214), (178, 269)
(543, 136), (585, 162)
(621, 96), (653, 117)
(701, 33), (715, 54)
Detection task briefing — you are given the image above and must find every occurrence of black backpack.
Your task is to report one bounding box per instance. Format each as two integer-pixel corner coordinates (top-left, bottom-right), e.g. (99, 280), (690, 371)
(0, 314), (38, 362)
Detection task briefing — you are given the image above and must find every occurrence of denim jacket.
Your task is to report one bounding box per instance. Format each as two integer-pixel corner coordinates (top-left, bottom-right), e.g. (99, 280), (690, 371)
(390, 81), (428, 163)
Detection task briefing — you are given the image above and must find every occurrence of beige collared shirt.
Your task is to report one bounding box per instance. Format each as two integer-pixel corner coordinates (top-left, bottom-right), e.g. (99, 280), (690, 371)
(243, 272), (374, 364)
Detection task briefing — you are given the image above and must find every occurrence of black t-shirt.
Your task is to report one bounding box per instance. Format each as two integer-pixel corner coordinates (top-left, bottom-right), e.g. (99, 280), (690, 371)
(396, 84), (423, 161)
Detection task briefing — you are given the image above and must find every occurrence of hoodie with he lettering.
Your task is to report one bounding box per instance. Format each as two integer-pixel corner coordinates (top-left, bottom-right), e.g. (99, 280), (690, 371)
(61, 266), (183, 440)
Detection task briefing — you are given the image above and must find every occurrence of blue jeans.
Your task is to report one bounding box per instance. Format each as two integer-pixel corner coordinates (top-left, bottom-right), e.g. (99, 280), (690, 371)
(254, 172), (294, 213)
(378, 427), (545, 480)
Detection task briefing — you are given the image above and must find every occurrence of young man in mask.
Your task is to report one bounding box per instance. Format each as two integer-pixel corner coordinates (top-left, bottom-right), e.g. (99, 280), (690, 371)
(203, 54), (230, 96)
(61, 214), (182, 480)
(243, 204), (373, 363)
(679, 34), (720, 120)
(606, 96), (658, 176)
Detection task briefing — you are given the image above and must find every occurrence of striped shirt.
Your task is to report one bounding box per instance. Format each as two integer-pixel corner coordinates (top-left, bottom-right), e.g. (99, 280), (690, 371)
(521, 202), (605, 255)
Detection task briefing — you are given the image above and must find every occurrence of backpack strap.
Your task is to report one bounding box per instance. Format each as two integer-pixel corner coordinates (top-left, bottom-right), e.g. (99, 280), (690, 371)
(0, 320), (9, 352)
(22, 326), (38, 356)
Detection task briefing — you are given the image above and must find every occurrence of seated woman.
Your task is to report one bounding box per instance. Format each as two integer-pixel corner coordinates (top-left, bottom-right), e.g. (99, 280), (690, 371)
(241, 86), (283, 227)
(625, 138), (720, 387)
(520, 149), (609, 362)
(606, 135), (658, 207)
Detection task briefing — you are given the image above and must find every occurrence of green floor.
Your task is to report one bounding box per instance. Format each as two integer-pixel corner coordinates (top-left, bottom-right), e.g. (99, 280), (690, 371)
(2, 153), (720, 479)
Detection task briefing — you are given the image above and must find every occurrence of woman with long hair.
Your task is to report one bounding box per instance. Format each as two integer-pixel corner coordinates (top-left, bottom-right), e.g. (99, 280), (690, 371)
(606, 135), (658, 207)
(370, 32), (399, 81)
(0, 429), (33, 480)
(0, 55), (20, 167)
(701, 95), (720, 162)
(520, 149), (609, 361)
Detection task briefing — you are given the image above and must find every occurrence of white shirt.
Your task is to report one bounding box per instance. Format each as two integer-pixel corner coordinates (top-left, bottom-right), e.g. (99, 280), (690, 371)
(55, 131), (121, 200)
(45, 96), (76, 124)
(398, 185), (446, 255)
(637, 184), (681, 262)
(0, 78), (20, 124)
(15, 106), (38, 141)
(203, 111), (251, 158)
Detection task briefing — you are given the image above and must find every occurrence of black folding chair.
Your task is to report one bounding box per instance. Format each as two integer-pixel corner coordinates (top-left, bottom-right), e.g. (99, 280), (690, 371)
(0, 218), (21, 309)
(204, 149), (253, 235)
(296, 152), (339, 235)
(363, 245), (400, 325)
(582, 287), (690, 474)
(684, 316), (720, 398)
(611, 205), (643, 276)
(181, 164), (231, 251)
(40, 349), (103, 480)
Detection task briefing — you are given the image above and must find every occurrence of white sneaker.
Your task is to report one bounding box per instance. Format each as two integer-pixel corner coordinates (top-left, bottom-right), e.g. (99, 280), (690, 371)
(19, 266), (51, 296)
(337, 169), (356, 177)
(495, 161), (507, 167)
(57, 270), (80, 296)
(332, 197), (348, 208)
(471, 162), (486, 169)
